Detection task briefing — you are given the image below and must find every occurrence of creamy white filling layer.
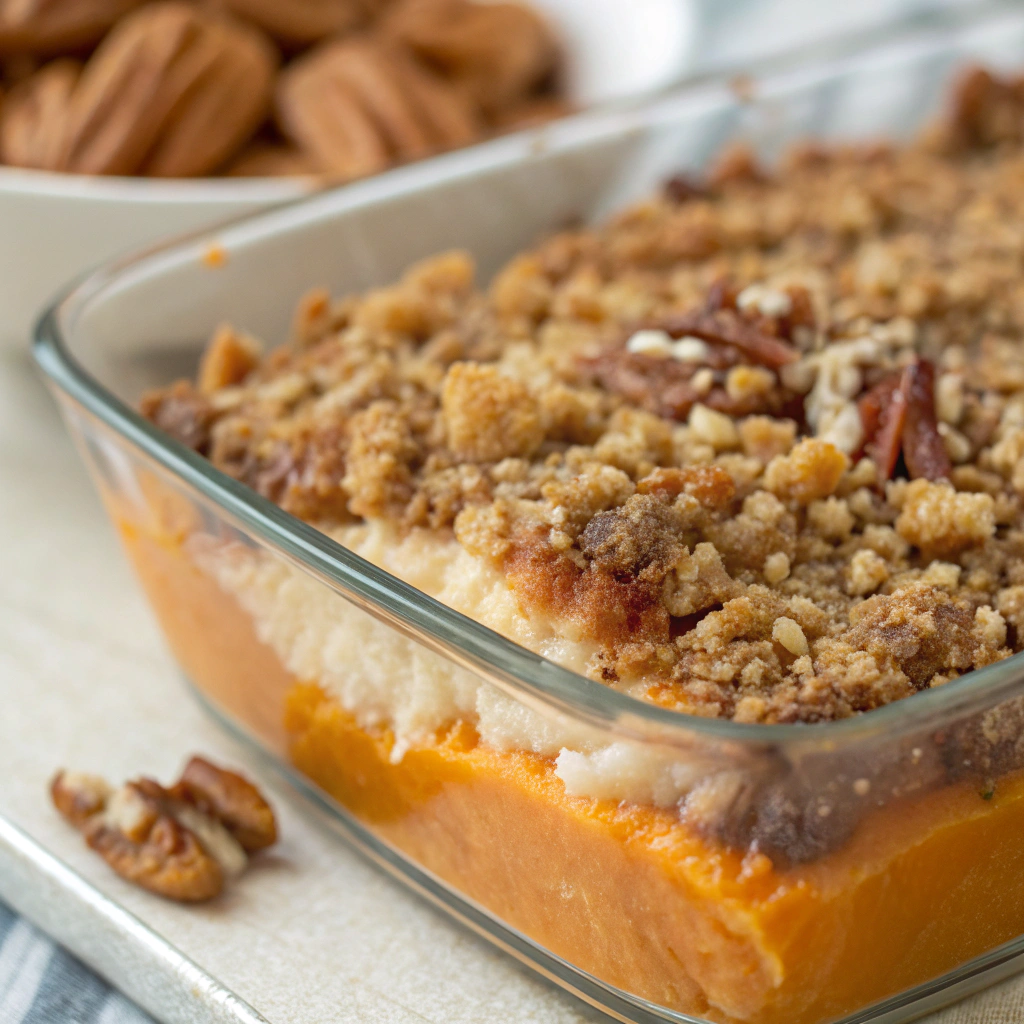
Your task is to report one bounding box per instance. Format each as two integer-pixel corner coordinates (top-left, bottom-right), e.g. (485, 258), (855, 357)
(187, 522), (703, 808)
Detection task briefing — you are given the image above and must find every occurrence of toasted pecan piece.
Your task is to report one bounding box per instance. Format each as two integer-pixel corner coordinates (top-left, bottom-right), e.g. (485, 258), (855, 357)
(139, 379), (218, 454)
(52, 771), (224, 902)
(50, 770), (112, 827)
(87, 782), (226, 903)
(862, 372), (905, 483)
(51, 758), (277, 903)
(582, 346), (796, 423)
(655, 309), (799, 370)
(0, 0), (144, 54)
(276, 35), (478, 179)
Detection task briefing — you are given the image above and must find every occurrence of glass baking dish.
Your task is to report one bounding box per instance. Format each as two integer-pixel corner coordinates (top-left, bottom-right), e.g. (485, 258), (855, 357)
(32, 5), (1024, 1021)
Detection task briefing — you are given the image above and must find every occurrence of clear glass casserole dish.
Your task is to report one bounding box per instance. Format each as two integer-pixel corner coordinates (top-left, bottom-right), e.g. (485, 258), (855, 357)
(33, 6), (1024, 1022)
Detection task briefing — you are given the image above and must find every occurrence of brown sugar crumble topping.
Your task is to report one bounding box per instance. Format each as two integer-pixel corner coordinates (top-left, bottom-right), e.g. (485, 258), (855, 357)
(143, 66), (1024, 726)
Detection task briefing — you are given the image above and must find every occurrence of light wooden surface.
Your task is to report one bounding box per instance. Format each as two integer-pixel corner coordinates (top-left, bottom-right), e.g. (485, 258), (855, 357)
(2, 347), (1023, 1024)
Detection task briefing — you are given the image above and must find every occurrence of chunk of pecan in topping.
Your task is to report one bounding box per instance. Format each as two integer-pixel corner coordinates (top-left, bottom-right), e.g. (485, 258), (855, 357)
(654, 308), (799, 370)
(859, 360), (951, 485)
(901, 360), (952, 482)
(581, 347), (800, 423)
(139, 380), (218, 454)
(51, 757), (277, 903)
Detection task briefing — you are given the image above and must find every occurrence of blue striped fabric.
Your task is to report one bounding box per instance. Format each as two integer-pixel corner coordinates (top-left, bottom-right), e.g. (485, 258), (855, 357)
(0, 901), (152, 1024)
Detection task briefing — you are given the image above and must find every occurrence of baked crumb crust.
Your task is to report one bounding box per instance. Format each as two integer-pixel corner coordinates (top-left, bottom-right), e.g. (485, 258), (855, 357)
(143, 65), (1024, 726)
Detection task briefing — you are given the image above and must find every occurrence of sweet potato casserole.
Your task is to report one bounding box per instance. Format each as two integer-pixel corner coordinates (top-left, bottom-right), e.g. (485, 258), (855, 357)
(121, 66), (1024, 1023)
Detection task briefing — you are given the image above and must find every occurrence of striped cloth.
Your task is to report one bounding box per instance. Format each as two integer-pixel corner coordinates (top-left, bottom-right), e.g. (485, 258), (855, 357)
(0, 901), (152, 1024)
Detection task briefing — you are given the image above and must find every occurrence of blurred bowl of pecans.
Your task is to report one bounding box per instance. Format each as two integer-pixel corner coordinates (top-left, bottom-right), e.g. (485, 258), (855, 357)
(0, 0), (692, 351)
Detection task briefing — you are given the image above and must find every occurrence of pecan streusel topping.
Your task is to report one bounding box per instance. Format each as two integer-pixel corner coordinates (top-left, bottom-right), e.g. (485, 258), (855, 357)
(143, 67), (1024, 725)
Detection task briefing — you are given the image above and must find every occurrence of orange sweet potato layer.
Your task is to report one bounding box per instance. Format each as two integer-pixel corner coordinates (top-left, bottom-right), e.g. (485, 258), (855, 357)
(117, 513), (1024, 1024)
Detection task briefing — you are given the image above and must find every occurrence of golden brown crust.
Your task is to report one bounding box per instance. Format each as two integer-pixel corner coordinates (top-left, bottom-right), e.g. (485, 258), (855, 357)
(142, 67), (1024, 723)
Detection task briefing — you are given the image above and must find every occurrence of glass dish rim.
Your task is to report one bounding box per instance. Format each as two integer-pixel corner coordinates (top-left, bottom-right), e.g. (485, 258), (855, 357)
(32, 16), (1024, 750)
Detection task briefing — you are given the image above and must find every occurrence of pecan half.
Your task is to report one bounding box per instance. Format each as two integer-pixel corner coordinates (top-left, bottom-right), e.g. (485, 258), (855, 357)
(276, 35), (478, 179)
(223, 141), (319, 178)
(384, 0), (559, 116)
(0, 56), (78, 168)
(0, 0), (144, 54)
(861, 372), (905, 481)
(582, 348), (796, 423)
(51, 758), (277, 903)
(19, 3), (277, 177)
(217, 0), (367, 46)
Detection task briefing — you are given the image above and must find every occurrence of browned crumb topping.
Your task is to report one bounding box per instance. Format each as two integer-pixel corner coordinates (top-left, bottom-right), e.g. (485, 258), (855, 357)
(143, 66), (1024, 725)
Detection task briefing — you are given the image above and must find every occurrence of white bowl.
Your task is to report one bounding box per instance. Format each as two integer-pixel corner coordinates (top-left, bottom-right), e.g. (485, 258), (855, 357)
(0, 0), (694, 352)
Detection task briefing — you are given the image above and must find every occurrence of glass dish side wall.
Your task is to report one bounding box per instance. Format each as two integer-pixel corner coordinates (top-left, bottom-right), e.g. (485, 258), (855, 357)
(35, 8), (1024, 1024)
(55, 388), (1024, 1024)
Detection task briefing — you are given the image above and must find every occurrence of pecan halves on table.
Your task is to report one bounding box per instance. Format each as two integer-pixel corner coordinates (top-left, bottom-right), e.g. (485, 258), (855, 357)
(276, 35), (478, 179)
(10, 2), (277, 176)
(0, 0), (144, 54)
(171, 756), (277, 853)
(51, 759), (277, 903)
(384, 0), (559, 117)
